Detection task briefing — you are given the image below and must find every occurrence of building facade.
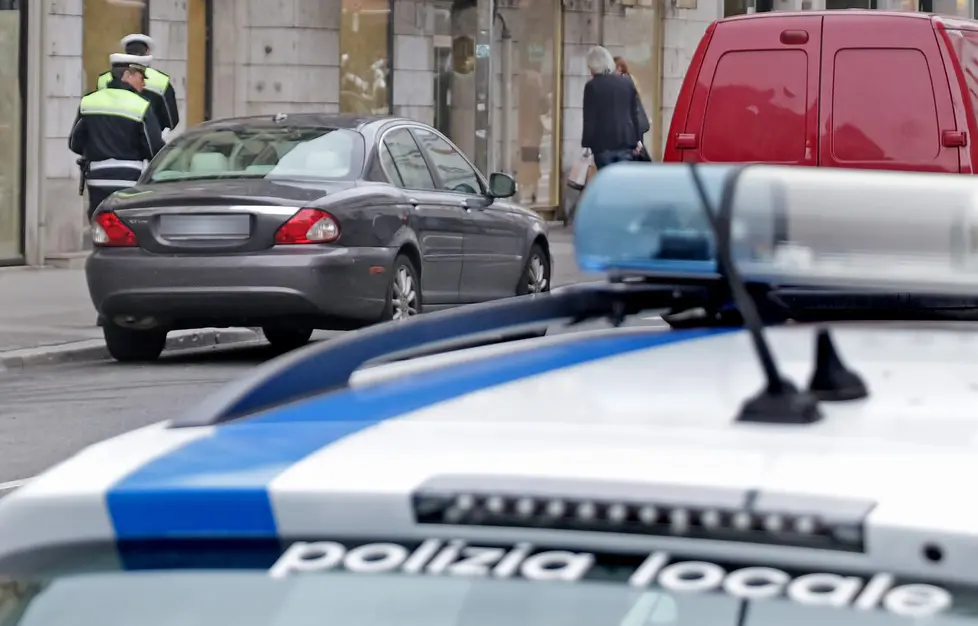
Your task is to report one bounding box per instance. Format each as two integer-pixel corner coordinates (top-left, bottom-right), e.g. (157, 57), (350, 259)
(3, 0), (972, 266)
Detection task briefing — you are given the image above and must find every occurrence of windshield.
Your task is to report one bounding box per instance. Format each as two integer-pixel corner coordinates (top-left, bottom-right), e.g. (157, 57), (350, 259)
(145, 127), (365, 183)
(1, 540), (973, 626)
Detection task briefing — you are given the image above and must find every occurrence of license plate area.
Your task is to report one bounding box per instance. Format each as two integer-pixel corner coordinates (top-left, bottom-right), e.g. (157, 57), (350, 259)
(158, 214), (251, 240)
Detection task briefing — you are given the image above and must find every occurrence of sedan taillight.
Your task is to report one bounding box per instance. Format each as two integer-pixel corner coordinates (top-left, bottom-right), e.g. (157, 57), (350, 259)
(274, 208), (340, 244)
(91, 212), (138, 247)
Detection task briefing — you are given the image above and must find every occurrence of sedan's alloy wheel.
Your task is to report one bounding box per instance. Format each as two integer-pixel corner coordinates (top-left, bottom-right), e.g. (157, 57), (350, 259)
(526, 254), (549, 294)
(392, 266), (418, 320)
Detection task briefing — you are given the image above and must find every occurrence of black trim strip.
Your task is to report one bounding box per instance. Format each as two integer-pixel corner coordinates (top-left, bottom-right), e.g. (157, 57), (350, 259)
(204, 0), (213, 120)
(386, 0), (394, 113)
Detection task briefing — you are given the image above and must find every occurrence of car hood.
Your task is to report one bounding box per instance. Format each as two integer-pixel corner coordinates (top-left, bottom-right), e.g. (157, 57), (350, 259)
(105, 178), (358, 209)
(6, 322), (978, 568)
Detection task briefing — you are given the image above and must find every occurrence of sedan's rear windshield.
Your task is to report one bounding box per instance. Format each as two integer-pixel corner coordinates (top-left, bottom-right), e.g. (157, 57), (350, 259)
(145, 127), (365, 182)
(0, 539), (973, 626)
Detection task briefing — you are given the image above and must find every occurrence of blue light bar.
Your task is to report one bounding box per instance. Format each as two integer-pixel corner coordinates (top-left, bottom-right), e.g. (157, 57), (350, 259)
(574, 163), (978, 295)
(573, 163), (735, 276)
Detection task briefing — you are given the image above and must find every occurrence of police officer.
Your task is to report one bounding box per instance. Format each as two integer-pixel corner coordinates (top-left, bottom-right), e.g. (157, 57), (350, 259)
(97, 34), (180, 134)
(70, 54), (165, 220)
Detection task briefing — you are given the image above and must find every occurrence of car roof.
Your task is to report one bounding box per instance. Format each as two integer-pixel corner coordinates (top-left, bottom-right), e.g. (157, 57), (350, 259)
(194, 113), (412, 132)
(719, 9), (978, 29)
(3, 322), (978, 583)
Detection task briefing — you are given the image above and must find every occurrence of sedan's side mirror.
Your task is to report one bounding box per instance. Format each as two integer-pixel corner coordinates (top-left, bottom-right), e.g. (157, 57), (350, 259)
(487, 172), (517, 199)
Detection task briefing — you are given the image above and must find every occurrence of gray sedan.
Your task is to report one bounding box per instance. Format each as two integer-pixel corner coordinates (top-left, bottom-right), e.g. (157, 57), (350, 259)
(87, 113), (552, 362)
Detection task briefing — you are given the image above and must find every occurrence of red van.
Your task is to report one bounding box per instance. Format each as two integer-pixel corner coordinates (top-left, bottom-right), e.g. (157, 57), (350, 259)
(664, 10), (978, 173)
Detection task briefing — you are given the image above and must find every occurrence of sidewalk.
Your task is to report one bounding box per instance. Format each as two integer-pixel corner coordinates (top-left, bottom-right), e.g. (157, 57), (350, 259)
(0, 268), (100, 352)
(0, 267), (259, 368)
(0, 228), (584, 368)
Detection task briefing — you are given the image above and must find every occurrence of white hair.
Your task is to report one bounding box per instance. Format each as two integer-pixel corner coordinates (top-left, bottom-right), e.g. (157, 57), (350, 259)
(586, 46), (615, 76)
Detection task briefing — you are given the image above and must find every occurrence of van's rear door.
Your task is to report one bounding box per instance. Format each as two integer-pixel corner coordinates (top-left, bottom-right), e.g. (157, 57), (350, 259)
(819, 14), (959, 173)
(677, 16), (821, 166)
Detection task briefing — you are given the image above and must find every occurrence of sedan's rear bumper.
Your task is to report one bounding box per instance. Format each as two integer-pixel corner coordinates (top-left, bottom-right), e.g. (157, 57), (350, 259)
(86, 245), (395, 327)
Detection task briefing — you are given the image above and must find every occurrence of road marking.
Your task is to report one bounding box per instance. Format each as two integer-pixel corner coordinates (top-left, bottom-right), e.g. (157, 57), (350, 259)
(0, 479), (29, 491)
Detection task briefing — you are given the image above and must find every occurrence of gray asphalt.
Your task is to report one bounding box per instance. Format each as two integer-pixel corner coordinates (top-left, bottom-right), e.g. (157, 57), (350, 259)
(0, 238), (666, 490)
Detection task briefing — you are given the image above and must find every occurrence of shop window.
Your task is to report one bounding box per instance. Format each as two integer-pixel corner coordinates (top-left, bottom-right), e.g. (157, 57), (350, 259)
(0, 0), (23, 262)
(185, 0), (210, 127)
(724, 0), (748, 15)
(82, 0), (146, 95)
(339, 0), (391, 115)
(826, 0), (873, 7)
(930, 0), (970, 16)
(492, 0), (560, 208)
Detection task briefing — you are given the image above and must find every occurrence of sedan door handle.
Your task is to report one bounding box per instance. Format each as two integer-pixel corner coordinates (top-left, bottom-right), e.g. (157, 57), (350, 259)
(406, 198), (419, 207)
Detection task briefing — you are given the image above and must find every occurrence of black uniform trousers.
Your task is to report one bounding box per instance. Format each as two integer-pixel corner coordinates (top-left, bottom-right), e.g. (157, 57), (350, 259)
(87, 186), (116, 221)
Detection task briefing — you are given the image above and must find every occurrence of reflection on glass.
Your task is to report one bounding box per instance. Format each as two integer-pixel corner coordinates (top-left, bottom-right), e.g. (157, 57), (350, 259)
(82, 0), (145, 94)
(826, 0), (872, 7)
(932, 0), (971, 16)
(413, 128), (481, 194)
(0, 0), (21, 261)
(147, 129), (363, 182)
(495, 0), (558, 207)
(610, 5), (660, 160)
(724, 0), (748, 15)
(340, 0), (390, 115)
(383, 128), (437, 190)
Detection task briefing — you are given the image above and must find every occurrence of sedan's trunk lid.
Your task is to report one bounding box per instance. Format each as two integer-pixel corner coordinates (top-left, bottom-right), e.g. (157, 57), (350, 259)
(106, 178), (355, 254)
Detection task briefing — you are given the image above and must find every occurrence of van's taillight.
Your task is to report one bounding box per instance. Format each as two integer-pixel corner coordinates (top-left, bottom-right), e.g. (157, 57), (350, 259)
(91, 212), (137, 247)
(274, 208), (340, 244)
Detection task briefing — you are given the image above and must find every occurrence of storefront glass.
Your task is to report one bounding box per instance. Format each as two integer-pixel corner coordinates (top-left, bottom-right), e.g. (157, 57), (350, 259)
(492, 0), (560, 208)
(185, 0), (209, 127)
(339, 0), (391, 114)
(82, 0), (145, 94)
(0, 0), (23, 262)
(931, 0), (970, 16)
(725, 0), (749, 14)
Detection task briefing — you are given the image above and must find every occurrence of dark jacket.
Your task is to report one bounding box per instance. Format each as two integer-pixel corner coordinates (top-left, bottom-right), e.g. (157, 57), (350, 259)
(97, 67), (180, 130)
(69, 80), (165, 183)
(582, 72), (650, 154)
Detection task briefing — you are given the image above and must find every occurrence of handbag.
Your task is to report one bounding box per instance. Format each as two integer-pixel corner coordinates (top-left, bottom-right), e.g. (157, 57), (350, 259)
(568, 149), (593, 190)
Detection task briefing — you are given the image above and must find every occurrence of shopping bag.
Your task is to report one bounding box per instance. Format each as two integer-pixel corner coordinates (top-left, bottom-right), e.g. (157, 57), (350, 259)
(567, 150), (593, 190)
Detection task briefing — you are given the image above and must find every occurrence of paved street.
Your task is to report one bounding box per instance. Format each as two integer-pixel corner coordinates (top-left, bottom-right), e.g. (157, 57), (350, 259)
(0, 226), (641, 492)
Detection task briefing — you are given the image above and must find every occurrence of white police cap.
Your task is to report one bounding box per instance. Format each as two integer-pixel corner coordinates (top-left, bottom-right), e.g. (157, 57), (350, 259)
(121, 33), (154, 49)
(109, 53), (152, 72)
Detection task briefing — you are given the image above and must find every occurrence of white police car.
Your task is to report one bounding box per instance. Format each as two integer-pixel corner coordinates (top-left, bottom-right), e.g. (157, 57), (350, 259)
(1, 163), (978, 626)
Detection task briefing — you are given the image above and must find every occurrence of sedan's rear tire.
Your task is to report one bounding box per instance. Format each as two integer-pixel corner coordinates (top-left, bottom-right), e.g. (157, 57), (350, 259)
(103, 324), (167, 363)
(517, 244), (551, 296)
(381, 254), (422, 321)
(262, 326), (313, 351)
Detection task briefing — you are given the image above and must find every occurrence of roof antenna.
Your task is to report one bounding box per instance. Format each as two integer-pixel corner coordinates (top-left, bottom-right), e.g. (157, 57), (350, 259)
(687, 165), (821, 424)
(807, 327), (868, 402)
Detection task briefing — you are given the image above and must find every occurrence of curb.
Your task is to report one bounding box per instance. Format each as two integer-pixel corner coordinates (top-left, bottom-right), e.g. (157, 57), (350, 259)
(0, 328), (262, 370)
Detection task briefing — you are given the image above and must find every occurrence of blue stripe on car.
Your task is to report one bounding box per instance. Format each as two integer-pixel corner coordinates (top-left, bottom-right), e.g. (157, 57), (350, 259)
(106, 327), (737, 540)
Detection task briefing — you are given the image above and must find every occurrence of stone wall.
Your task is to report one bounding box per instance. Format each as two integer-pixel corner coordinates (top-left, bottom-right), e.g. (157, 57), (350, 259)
(33, 0), (720, 259)
(148, 0), (188, 135)
(210, 0), (341, 119)
(43, 0), (85, 257)
(41, 0), (190, 259)
(392, 0), (435, 126)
